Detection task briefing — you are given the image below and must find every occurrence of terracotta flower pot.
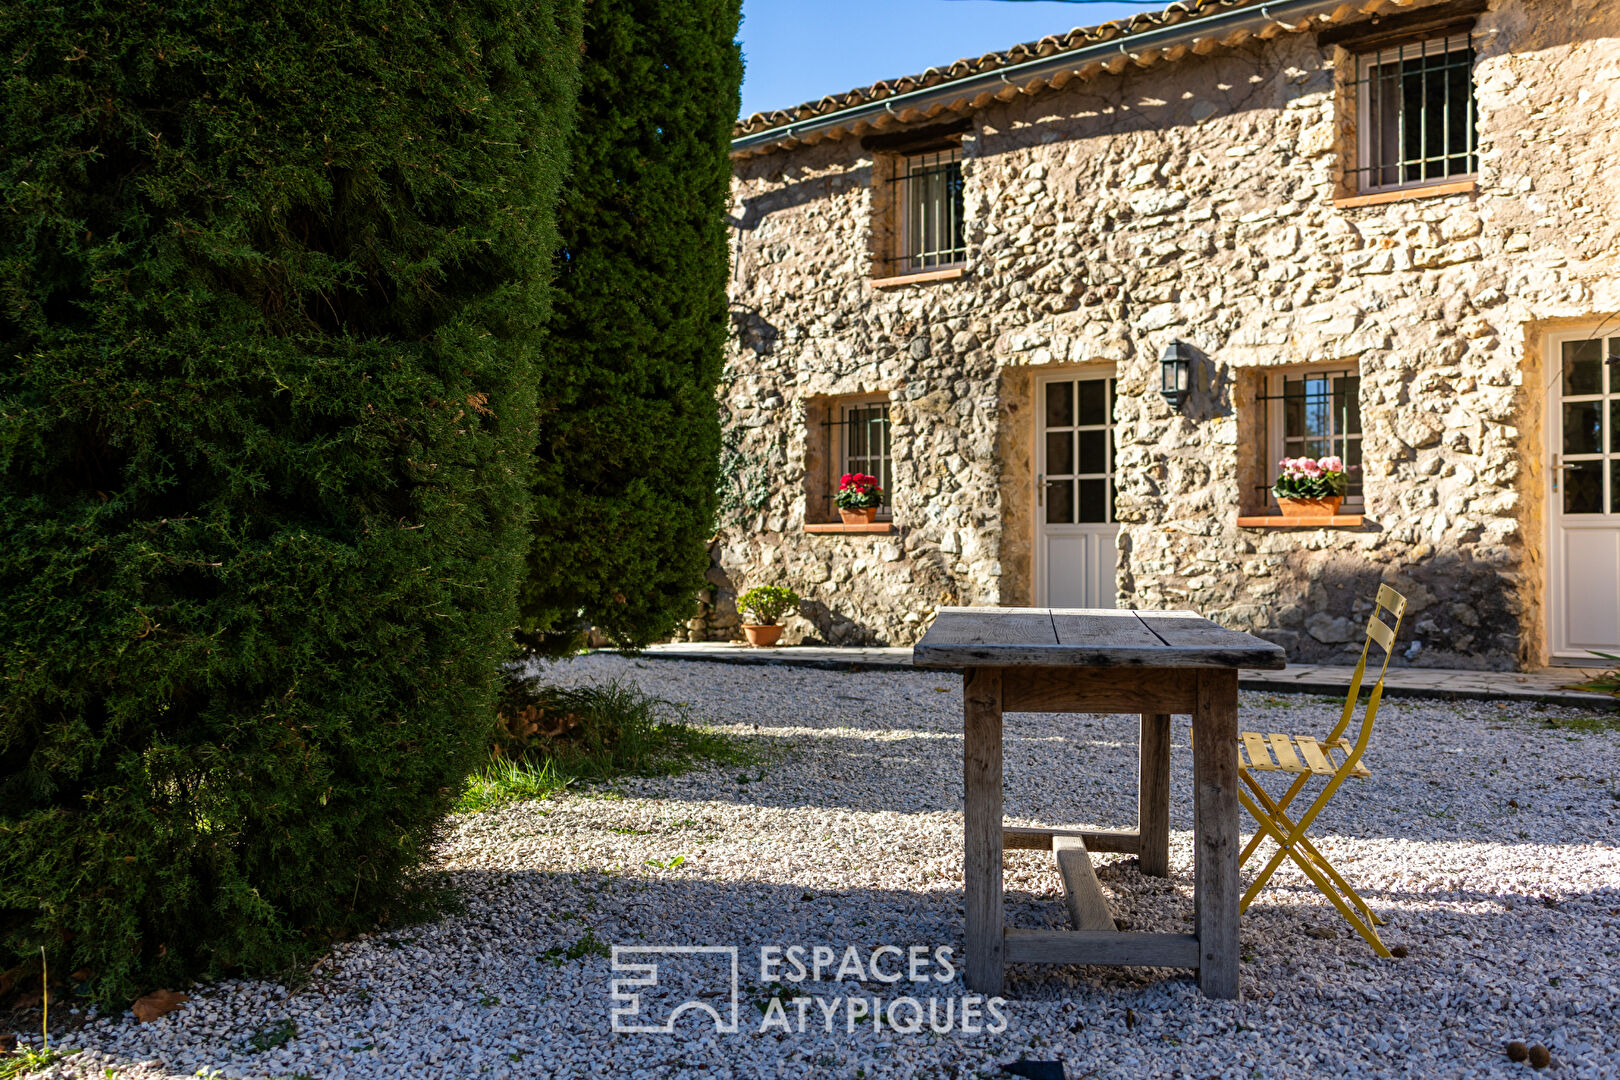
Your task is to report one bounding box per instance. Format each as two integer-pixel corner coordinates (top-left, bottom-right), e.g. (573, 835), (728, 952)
(839, 506), (878, 525)
(1276, 495), (1343, 518)
(742, 624), (783, 647)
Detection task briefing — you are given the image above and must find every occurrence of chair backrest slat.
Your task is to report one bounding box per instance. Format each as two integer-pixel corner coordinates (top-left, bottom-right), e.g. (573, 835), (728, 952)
(1366, 614), (1395, 651)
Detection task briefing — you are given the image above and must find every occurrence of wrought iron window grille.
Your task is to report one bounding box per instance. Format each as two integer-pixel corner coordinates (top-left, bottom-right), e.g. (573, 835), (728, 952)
(1352, 33), (1477, 193)
(823, 404), (893, 517)
(1254, 370), (1365, 504)
(883, 148), (966, 273)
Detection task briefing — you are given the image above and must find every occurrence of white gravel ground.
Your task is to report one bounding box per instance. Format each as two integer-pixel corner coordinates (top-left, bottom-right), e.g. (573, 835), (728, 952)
(20, 655), (1620, 1080)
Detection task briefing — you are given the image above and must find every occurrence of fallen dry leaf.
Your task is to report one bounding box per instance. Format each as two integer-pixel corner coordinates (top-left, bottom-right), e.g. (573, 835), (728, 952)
(132, 989), (189, 1022)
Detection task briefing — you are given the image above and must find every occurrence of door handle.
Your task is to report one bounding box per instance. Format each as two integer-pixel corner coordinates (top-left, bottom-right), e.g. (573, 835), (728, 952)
(1037, 472), (1044, 505)
(1553, 454), (1578, 493)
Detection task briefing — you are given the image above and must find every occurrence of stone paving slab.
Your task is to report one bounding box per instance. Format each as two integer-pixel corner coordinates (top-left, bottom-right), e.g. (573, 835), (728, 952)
(633, 642), (1617, 709)
(638, 641), (913, 670)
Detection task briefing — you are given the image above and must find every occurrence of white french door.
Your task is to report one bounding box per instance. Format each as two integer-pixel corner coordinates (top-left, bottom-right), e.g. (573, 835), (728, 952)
(1548, 331), (1620, 664)
(1036, 372), (1118, 609)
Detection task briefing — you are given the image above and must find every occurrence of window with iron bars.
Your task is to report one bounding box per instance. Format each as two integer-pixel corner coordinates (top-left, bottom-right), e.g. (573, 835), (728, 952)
(1353, 33), (1477, 193)
(891, 148), (965, 273)
(1259, 369), (1364, 506)
(824, 401), (892, 518)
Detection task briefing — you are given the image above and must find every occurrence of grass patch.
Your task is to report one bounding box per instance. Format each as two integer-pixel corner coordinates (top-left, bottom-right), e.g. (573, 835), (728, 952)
(1563, 652), (1620, 702)
(1541, 712), (1620, 734)
(541, 929), (611, 965)
(458, 756), (570, 813)
(0, 1047), (75, 1079)
(456, 678), (754, 812)
(248, 1018), (298, 1053)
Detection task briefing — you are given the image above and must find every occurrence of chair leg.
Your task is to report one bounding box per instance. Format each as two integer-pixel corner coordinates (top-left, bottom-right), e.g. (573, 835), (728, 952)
(1281, 842), (1392, 958)
(1237, 775), (1390, 954)
(1295, 835), (1384, 926)
(1265, 770), (1313, 827)
(1250, 780), (1386, 928)
(1263, 808), (1385, 928)
(1237, 787), (1295, 912)
(1239, 773), (1296, 901)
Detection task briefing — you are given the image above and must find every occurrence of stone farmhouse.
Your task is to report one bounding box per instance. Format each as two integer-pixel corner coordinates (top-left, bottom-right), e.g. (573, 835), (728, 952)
(691, 0), (1619, 671)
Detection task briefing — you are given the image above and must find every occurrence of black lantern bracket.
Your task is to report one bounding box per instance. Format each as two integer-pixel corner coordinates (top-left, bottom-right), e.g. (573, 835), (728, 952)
(1160, 340), (1197, 411)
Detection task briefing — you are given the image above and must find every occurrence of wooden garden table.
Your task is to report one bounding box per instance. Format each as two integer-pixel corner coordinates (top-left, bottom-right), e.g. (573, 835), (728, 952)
(913, 606), (1287, 999)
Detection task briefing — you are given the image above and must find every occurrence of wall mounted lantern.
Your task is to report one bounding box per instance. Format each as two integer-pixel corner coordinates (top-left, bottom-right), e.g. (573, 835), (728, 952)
(1159, 340), (1195, 411)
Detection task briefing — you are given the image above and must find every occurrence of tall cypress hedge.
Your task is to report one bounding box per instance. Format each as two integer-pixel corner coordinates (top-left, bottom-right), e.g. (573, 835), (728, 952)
(519, 0), (742, 649)
(0, 1), (581, 1001)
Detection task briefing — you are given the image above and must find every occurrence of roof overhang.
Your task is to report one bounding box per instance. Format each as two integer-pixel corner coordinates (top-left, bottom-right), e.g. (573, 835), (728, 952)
(732, 0), (1433, 159)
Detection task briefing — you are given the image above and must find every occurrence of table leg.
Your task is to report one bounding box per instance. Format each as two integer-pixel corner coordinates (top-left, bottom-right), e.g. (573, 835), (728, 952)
(1192, 669), (1240, 999)
(1137, 712), (1171, 878)
(963, 666), (1004, 996)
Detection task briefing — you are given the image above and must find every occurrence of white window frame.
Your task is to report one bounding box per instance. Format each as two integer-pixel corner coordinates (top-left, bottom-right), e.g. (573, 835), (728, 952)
(1264, 366), (1365, 510)
(838, 395), (893, 520)
(1353, 32), (1478, 194)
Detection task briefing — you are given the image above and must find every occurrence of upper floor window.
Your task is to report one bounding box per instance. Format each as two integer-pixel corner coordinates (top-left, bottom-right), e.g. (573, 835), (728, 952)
(1262, 368), (1364, 506)
(1352, 33), (1477, 193)
(897, 148), (965, 273)
(862, 120), (971, 282)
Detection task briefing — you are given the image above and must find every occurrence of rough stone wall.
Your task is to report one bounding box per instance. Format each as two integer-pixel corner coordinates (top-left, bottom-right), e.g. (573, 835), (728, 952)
(692, 0), (1620, 668)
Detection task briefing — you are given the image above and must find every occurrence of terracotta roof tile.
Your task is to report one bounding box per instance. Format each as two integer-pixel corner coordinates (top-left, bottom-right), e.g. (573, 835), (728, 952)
(735, 0), (1231, 137)
(732, 0), (1402, 153)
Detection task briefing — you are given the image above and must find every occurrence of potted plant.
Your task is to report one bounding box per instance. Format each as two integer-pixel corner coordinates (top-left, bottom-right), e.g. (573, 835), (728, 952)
(1273, 455), (1352, 517)
(735, 585), (800, 647)
(836, 472), (884, 525)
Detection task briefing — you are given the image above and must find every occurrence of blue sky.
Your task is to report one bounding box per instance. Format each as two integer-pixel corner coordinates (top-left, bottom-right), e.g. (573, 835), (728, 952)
(738, 1), (1154, 118)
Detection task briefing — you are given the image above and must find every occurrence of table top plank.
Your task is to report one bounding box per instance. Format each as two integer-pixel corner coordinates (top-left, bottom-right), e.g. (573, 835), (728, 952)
(1051, 609), (1164, 649)
(924, 607), (1058, 647)
(1132, 610), (1289, 668)
(914, 606), (1286, 670)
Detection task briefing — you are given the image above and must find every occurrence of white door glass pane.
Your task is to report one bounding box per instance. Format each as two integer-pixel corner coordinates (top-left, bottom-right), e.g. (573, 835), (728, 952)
(1039, 376), (1116, 606)
(1550, 334), (1620, 660)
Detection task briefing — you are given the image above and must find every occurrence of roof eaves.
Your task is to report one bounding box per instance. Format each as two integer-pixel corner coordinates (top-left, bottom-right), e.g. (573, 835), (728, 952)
(732, 0), (1422, 158)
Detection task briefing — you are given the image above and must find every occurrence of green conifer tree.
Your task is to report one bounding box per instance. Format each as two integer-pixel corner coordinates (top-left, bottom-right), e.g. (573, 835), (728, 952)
(0, 0), (581, 1001)
(520, 0), (743, 649)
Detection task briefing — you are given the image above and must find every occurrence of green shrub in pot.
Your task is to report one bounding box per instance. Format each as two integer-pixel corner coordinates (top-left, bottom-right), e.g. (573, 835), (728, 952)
(736, 586), (800, 626)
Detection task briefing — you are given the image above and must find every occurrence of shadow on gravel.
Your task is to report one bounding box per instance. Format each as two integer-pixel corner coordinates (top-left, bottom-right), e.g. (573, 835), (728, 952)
(62, 862), (1618, 1079)
(430, 862), (1620, 1005)
(668, 716), (1618, 848)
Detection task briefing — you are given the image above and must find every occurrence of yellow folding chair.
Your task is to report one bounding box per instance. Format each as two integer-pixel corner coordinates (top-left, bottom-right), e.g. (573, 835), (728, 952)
(1236, 584), (1407, 956)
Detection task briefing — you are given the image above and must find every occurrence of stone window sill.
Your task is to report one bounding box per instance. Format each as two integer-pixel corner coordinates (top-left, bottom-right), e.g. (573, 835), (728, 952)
(804, 522), (894, 535)
(871, 266), (966, 289)
(1237, 514), (1365, 529)
(1332, 178), (1475, 209)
